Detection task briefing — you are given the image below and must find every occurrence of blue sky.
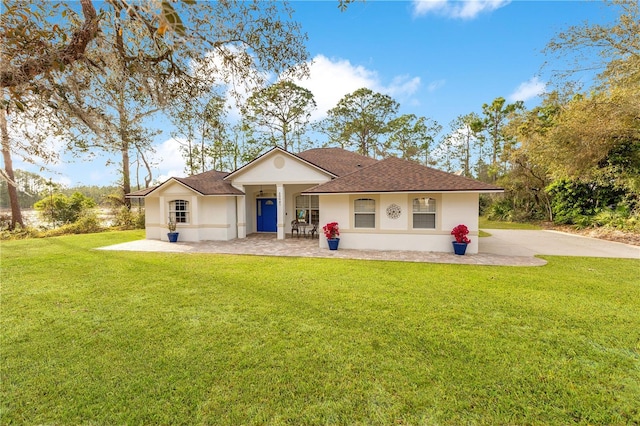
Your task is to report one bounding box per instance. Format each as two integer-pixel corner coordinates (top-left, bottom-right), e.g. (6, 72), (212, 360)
(18, 0), (615, 188)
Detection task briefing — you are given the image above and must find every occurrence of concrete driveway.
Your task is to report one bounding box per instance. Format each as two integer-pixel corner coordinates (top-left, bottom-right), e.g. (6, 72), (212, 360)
(480, 229), (640, 259)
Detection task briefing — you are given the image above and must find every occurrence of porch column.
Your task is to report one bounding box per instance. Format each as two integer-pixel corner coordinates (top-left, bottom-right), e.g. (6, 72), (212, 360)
(276, 183), (284, 240)
(236, 191), (246, 239)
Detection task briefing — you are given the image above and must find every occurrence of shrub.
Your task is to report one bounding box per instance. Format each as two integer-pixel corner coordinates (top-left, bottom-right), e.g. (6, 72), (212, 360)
(546, 179), (624, 225)
(112, 206), (145, 230)
(486, 198), (515, 222)
(0, 224), (41, 240)
(34, 192), (97, 226)
(41, 211), (104, 237)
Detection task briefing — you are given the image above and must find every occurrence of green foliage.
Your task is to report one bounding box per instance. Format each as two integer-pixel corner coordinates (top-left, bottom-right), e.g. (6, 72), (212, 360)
(0, 223), (41, 240)
(592, 206), (640, 231)
(34, 191), (97, 225)
(322, 87), (400, 157)
(41, 211), (104, 237)
(112, 206), (145, 230)
(486, 197), (517, 222)
(243, 80), (316, 153)
(546, 179), (625, 225)
(0, 170), (53, 209)
(2, 232), (639, 424)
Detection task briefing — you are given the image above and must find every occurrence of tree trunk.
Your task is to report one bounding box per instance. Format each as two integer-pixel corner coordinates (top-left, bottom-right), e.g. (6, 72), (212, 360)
(121, 140), (131, 209)
(0, 107), (24, 229)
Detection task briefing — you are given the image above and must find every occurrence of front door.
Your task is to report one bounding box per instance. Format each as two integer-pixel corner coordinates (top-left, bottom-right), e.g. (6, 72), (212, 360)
(257, 198), (277, 232)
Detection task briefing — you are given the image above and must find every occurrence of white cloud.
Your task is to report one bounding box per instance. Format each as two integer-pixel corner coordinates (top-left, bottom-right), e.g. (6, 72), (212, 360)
(427, 79), (446, 92)
(508, 76), (546, 102)
(412, 0), (510, 19)
(386, 75), (422, 98)
(150, 137), (187, 182)
(293, 54), (421, 121)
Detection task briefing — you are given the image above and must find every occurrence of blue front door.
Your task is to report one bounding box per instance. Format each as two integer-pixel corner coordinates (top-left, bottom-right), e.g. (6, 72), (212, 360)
(257, 198), (277, 232)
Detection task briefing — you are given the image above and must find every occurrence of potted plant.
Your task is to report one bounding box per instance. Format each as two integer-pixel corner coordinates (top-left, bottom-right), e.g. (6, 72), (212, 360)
(451, 224), (470, 255)
(167, 217), (179, 243)
(323, 221), (340, 250)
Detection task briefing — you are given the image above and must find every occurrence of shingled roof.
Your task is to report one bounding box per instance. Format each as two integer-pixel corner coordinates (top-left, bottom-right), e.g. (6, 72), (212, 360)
(173, 170), (243, 195)
(303, 156), (503, 193)
(296, 148), (378, 177)
(127, 170), (244, 197)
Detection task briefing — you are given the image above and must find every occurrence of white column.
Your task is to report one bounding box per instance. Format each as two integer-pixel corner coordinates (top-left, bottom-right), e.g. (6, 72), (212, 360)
(236, 191), (246, 239)
(276, 184), (284, 240)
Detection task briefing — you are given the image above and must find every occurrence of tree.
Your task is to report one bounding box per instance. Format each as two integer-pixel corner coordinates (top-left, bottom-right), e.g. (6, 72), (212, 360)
(0, 170), (51, 209)
(385, 114), (441, 165)
(0, 0), (99, 91)
(243, 80), (316, 152)
(1, 0), (310, 94)
(1, 90), (61, 229)
(170, 83), (232, 175)
(322, 88), (399, 157)
(545, 0), (639, 88)
(34, 191), (96, 227)
(2, 0), (310, 215)
(441, 113), (482, 177)
(476, 97), (524, 181)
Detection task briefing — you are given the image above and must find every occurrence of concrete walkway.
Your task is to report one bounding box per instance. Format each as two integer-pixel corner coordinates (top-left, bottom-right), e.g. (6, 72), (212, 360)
(98, 229), (638, 267)
(481, 229), (640, 259)
(98, 234), (545, 266)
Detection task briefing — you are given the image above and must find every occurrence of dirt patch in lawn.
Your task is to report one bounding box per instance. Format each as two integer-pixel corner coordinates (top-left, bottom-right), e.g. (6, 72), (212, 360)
(546, 224), (640, 247)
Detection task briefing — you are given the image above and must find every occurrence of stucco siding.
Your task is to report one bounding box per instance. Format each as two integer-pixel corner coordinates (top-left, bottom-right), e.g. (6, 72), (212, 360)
(441, 192), (479, 232)
(318, 192), (479, 253)
(379, 194), (410, 230)
(196, 196), (237, 241)
(144, 197), (161, 240)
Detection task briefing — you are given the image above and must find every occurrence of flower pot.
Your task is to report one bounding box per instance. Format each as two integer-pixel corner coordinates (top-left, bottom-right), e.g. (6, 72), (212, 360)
(167, 232), (179, 243)
(452, 241), (467, 255)
(327, 238), (340, 250)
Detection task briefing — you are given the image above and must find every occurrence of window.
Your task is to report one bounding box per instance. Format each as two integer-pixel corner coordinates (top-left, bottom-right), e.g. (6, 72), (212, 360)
(413, 197), (436, 229)
(295, 195), (319, 223)
(354, 198), (375, 228)
(169, 200), (190, 223)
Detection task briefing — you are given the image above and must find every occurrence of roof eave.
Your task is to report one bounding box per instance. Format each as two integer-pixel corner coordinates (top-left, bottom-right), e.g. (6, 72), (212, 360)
(302, 188), (504, 195)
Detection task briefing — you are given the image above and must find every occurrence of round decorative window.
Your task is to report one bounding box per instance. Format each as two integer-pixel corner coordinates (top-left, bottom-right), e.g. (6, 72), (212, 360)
(273, 156), (285, 169)
(386, 203), (402, 219)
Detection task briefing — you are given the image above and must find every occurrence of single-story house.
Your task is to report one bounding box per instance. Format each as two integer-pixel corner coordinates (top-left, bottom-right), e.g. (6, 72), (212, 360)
(127, 147), (502, 254)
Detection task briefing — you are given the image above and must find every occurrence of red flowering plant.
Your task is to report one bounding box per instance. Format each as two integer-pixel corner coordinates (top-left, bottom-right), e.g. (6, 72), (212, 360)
(451, 224), (471, 244)
(323, 222), (340, 239)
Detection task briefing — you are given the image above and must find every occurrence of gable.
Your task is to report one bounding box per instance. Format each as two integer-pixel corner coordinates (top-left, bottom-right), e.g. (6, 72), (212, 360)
(153, 180), (201, 197)
(228, 148), (333, 186)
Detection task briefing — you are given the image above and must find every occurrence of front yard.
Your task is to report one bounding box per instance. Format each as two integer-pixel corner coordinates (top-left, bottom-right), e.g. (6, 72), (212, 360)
(1, 231), (639, 424)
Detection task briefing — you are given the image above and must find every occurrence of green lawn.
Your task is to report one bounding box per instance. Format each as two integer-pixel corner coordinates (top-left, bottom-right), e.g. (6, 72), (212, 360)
(2, 231), (639, 425)
(479, 216), (543, 230)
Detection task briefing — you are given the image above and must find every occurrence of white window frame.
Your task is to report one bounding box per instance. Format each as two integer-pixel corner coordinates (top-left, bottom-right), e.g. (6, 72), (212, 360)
(412, 197), (436, 229)
(169, 199), (190, 224)
(354, 198), (376, 228)
(295, 195), (319, 224)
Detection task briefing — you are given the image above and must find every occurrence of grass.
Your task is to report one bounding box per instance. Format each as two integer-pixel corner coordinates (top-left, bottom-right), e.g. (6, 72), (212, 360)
(479, 216), (543, 230)
(2, 231), (639, 425)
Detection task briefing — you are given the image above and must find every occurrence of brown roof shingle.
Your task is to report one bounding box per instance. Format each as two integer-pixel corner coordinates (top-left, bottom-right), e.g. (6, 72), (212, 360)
(303, 156), (503, 193)
(173, 170), (243, 195)
(127, 170), (244, 197)
(296, 148), (378, 177)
